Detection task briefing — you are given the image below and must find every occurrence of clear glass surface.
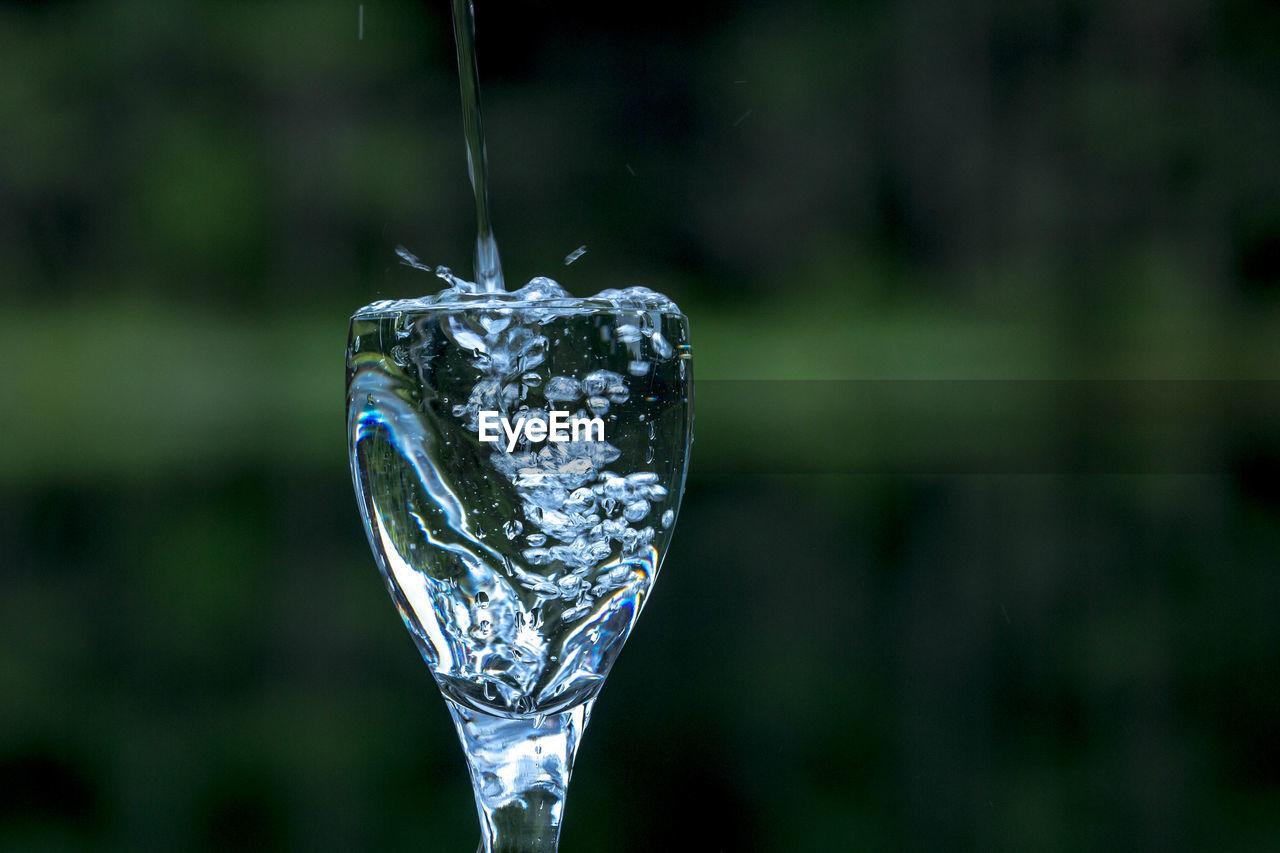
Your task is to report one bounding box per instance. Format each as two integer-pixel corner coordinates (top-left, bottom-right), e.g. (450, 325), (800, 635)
(347, 300), (692, 851)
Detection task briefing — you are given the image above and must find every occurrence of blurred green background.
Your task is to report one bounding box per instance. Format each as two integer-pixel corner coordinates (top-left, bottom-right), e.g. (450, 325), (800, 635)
(2, 0), (1279, 850)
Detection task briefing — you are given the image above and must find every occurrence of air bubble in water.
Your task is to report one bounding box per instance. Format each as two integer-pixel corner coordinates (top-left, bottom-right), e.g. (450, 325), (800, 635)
(504, 520), (523, 539)
(527, 533), (547, 547)
(650, 331), (674, 359)
(624, 499), (651, 522)
(545, 376), (583, 402)
(583, 371), (612, 396)
(586, 396), (609, 415)
(604, 478), (628, 500)
(661, 509), (674, 528)
(561, 603), (590, 621)
(479, 312), (510, 334)
(617, 324), (642, 343)
(628, 360), (649, 375)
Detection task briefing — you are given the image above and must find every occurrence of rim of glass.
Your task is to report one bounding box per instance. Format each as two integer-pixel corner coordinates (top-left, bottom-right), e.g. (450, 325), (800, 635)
(351, 297), (687, 321)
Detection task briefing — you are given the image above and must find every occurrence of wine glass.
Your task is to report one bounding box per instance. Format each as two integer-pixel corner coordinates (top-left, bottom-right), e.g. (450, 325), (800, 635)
(346, 291), (693, 852)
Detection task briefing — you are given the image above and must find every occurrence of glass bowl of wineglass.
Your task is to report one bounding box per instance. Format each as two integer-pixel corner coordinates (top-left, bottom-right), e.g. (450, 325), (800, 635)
(347, 284), (692, 852)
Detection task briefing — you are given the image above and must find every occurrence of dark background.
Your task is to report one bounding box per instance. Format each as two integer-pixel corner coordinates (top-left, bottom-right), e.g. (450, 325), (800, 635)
(2, 1), (1279, 850)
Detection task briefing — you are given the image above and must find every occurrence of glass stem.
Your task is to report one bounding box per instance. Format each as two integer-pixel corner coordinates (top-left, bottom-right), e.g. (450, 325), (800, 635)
(448, 700), (594, 853)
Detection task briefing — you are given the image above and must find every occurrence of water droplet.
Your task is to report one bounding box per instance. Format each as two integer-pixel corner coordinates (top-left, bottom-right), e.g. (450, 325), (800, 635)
(366, 393), (375, 407)
(475, 591), (489, 606)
